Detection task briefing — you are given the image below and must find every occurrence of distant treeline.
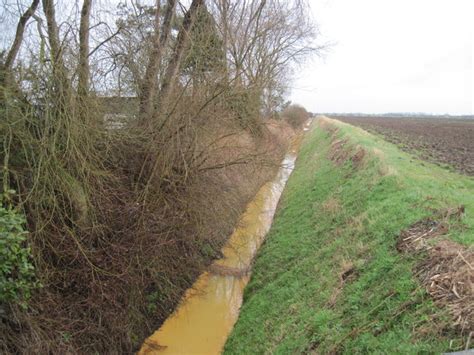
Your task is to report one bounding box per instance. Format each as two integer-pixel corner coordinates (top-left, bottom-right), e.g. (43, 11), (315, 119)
(323, 113), (474, 120)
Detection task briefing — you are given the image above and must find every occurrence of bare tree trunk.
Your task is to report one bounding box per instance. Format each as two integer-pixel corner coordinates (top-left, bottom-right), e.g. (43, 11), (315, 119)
(42, 0), (62, 68)
(156, 0), (204, 113)
(139, 0), (177, 123)
(78, 0), (92, 98)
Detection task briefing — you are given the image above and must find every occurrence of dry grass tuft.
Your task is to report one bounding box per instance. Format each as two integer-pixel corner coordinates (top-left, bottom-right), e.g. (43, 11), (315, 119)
(328, 139), (350, 165)
(415, 240), (473, 334)
(351, 146), (366, 169)
(396, 218), (449, 252)
(397, 206), (473, 337)
(328, 140), (366, 169)
(348, 213), (368, 234)
(321, 197), (341, 215)
(327, 260), (358, 308)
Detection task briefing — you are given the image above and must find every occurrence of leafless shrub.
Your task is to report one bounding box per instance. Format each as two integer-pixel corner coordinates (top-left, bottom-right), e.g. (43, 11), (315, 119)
(0, 0), (319, 352)
(281, 104), (310, 129)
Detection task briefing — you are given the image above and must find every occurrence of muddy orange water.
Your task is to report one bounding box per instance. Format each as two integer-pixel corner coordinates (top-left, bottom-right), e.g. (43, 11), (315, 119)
(139, 148), (298, 355)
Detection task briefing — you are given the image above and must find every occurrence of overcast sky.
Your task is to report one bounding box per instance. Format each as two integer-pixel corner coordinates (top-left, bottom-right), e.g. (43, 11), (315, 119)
(290, 0), (473, 115)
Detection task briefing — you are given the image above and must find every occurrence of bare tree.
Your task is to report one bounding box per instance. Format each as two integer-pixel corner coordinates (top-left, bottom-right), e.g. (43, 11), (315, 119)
(0, 0), (40, 104)
(0, 1), (321, 353)
(156, 0), (205, 113)
(139, 0), (177, 122)
(41, 0), (71, 100)
(210, 0), (318, 114)
(3, 0), (40, 71)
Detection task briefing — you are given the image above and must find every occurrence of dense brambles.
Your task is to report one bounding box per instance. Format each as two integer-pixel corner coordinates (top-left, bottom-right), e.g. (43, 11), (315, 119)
(1, 0), (317, 352)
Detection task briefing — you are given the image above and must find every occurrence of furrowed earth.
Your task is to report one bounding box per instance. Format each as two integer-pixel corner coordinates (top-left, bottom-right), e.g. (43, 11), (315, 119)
(332, 115), (474, 176)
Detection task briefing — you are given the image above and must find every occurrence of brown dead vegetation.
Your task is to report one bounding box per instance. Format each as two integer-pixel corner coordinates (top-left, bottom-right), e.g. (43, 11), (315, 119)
(328, 139), (350, 165)
(397, 206), (473, 338)
(1, 113), (293, 354)
(327, 138), (367, 169)
(416, 240), (473, 334)
(327, 260), (358, 308)
(318, 116), (339, 136)
(351, 147), (366, 168)
(280, 105), (311, 129)
(321, 197), (341, 215)
(0, 0), (318, 352)
(320, 118), (367, 169)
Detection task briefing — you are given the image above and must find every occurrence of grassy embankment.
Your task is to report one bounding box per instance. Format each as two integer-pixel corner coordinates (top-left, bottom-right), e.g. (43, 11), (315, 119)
(224, 116), (473, 354)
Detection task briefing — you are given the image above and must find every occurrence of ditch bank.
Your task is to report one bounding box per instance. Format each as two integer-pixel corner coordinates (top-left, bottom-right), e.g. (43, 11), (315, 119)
(224, 116), (474, 354)
(0, 119), (296, 354)
(139, 133), (305, 354)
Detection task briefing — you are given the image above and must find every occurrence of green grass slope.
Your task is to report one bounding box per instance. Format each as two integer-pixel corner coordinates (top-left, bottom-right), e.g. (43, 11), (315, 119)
(224, 117), (474, 354)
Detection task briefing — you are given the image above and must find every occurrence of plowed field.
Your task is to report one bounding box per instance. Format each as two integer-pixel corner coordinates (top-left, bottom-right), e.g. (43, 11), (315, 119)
(333, 115), (474, 176)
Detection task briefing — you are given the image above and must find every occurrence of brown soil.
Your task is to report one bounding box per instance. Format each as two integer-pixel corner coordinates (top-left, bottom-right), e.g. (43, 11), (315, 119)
(333, 115), (474, 176)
